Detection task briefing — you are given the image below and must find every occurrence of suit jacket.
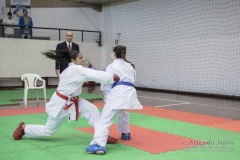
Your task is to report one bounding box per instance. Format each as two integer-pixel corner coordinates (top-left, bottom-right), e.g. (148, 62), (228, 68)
(55, 41), (80, 73)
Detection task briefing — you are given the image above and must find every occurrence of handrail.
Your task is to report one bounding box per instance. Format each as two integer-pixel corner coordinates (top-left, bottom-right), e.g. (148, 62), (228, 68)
(0, 24), (102, 46)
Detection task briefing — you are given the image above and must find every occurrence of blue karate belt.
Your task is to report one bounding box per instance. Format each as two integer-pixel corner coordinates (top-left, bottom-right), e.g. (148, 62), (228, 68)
(112, 81), (135, 88)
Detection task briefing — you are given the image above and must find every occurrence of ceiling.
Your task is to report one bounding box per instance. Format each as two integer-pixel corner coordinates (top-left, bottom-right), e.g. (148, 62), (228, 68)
(62, 0), (129, 11)
(68, 0), (125, 4)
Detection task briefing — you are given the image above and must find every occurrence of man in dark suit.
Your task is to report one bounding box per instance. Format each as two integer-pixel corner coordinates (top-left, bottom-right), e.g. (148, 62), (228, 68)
(55, 31), (80, 76)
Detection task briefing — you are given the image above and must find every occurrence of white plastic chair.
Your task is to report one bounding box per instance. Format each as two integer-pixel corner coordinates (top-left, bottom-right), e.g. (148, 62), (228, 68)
(21, 73), (47, 107)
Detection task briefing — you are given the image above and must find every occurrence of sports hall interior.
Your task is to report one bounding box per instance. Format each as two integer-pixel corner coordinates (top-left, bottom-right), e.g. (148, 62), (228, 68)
(0, 0), (239, 160)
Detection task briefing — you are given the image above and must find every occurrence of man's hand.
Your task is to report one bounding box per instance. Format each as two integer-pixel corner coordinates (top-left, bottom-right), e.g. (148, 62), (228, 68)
(56, 70), (60, 76)
(113, 74), (120, 82)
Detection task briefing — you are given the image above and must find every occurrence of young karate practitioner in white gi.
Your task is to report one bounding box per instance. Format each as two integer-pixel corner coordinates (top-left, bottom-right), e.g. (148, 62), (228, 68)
(13, 50), (120, 140)
(85, 45), (143, 155)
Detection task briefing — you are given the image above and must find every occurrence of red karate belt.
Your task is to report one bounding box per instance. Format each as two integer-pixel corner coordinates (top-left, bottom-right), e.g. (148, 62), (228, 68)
(56, 91), (80, 121)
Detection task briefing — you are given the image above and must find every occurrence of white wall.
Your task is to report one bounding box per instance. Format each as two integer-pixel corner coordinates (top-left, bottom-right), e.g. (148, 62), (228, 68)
(102, 0), (240, 96)
(0, 38), (102, 86)
(31, 8), (101, 30)
(0, 7), (107, 87)
(30, 8), (103, 42)
(31, 7), (107, 69)
(0, 0), (6, 20)
(2, 1), (240, 96)
(2, 7), (108, 66)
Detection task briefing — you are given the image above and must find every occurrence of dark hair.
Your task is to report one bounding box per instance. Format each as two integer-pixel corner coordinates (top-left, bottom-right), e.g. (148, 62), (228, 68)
(42, 50), (80, 62)
(7, 12), (12, 16)
(113, 45), (135, 68)
(23, 9), (28, 13)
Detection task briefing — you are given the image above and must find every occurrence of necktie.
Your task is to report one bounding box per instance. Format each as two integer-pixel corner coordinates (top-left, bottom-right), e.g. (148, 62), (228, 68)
(68, 43), (71, 51)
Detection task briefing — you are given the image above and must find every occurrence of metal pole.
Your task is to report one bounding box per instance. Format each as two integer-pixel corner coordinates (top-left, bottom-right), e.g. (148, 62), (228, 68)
(31, 29), (33, 39)
(99, 32), (102, 46)
(2, 25), (4, 37)
(82, 31), (83, 42)
(59, 29), (61, 41)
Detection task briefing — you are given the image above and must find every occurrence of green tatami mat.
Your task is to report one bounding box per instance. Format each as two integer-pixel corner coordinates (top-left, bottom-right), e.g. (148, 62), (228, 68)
(128, 112), (240, 141)
(0, 88), (103, 105)
(0, 112), (239, 160)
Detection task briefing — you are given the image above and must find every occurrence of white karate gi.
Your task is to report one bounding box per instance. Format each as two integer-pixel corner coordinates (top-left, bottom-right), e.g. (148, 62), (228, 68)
(24, 62), (115, 138)
(2, 17), (17, 36)
(90, 59), (142, 147)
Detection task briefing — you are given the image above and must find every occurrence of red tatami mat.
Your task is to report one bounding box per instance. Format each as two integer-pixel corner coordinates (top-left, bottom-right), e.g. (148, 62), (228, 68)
(1, 102), (239, 132)
(0, 105), (102, 116)
(132, 105), (240, 132)
(0, 106), (45, 116)
(93, 102), (240, 132)
(78, 124), (206, 154)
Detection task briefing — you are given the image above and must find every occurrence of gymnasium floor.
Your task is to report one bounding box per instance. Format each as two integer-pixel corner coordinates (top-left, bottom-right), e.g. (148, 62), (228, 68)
(0, 86), (239, 160)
